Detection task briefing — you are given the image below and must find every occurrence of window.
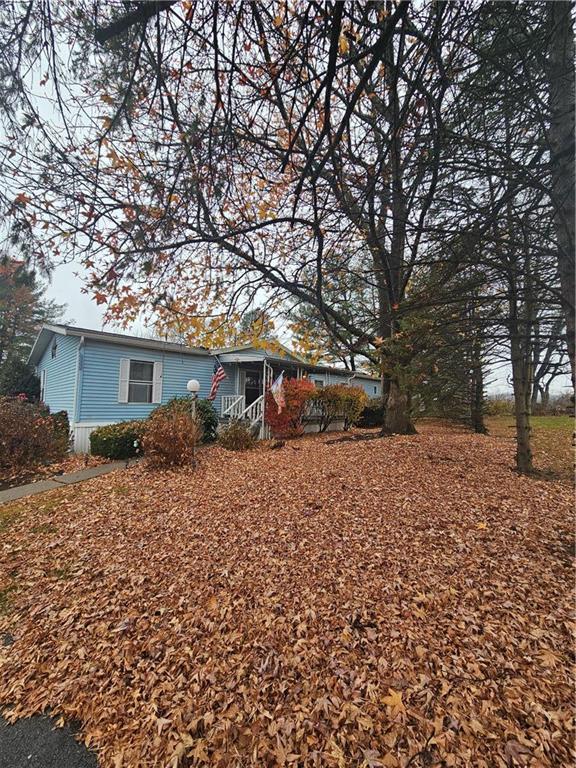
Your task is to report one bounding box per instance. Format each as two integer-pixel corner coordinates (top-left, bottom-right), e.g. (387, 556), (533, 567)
(51, 339), (58, 359)
(374, 386), (377, 394)
(128, 360), (154, 403)
(313, 379), (324, 388)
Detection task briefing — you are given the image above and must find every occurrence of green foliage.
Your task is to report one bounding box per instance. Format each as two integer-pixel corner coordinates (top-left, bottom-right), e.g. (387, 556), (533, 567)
(0, 395), (68, 471)
(310, 384), (369, 432)
(0, 357), (40, 400)
(0, 258), (65, 372)
(358, 397), (386, 427)
(90, 420), (145, 460)
(339, 386), (369, 430)
(309, 385), (343, 432)
(152, 396), (219, 442)
(143, 409), (202, 468)
(485, 396), (515, 416)
(194, 398), (219, 442)
(218, 420), (257, 451)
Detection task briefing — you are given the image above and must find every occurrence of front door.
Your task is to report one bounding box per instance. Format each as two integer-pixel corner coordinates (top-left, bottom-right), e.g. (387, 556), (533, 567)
(243, 368), (262, 406)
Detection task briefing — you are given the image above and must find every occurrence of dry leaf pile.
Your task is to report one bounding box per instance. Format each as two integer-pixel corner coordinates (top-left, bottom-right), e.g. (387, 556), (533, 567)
(0, 427), (573, 767)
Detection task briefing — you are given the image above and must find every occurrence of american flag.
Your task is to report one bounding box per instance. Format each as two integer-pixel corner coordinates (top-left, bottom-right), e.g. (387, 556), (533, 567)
(208, 358), (226, 400)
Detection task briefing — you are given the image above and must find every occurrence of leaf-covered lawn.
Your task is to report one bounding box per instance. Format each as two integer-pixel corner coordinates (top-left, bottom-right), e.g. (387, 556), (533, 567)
(0, 426), (573, 767)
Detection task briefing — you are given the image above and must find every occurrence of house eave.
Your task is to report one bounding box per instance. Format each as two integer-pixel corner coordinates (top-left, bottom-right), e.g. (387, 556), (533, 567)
(28, 323), (212, 365)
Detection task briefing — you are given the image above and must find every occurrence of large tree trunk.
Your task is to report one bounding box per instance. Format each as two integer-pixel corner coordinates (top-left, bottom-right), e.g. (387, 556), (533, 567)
(382, 379), (416, 435)
(511, 342), (533, 473)
(470, 365), (487, 434)
(546, 1), (575, 391)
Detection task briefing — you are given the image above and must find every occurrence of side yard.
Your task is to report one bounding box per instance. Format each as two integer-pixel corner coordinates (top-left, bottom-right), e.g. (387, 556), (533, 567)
(0, 424), (573, 767)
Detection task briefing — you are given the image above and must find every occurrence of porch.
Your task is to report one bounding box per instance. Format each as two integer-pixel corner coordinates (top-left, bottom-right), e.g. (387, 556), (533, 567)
(218, 357), (305, 436)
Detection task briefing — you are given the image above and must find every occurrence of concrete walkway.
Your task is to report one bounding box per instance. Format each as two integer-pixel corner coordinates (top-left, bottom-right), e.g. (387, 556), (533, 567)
(0, 460), (139, 504)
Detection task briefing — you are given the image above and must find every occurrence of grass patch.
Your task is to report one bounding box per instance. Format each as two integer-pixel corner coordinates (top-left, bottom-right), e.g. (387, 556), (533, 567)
(31, 523), (57, 534)
(486, 415), (574, 481)
(0, 503), (24, 532)
(0, 582), (17, 615)
(48, 564), (73, 580)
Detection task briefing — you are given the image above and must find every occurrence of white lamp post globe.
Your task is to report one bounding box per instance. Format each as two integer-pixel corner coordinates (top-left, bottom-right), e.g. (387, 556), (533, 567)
(187, 379), (200, 394)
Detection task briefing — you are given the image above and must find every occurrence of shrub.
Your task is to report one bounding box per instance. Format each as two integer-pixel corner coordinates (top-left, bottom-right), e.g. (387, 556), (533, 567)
(51, 410), (70, 442)
(143, 409), (203, 468)
(90, 420), (145, 460)
(0, 358), (40, 401)
(0, 396), (67, 471)
(265, 378), (315, 438)
(485, 395), (515, 417)
(218, 420), (257, 451)
(153, 396), (219, 442)
(358, 397), (386, 427)
(309, 384), (347, 432)
(339, 386), (369, 430)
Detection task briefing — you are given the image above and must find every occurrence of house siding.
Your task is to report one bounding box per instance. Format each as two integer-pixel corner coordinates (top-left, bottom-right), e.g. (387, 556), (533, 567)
(37, 333), (79, 416)
(77, 339), (235, 422)
(321, 370), (381, 397)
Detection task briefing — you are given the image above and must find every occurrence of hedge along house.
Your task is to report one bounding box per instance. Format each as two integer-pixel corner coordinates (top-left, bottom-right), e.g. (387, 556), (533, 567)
(29, 324), (382, 452)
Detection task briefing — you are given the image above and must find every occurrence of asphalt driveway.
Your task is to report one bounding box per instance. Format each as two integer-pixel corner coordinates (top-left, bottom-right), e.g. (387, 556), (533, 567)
(0, 715), (97, 768)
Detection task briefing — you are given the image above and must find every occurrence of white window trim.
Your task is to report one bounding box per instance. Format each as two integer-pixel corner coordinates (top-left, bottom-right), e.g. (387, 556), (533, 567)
(118, 358), (163, 404)
(40, 369), (47, 401)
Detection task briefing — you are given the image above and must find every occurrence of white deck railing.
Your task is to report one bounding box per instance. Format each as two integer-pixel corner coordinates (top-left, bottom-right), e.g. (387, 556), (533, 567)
(221, 394), (245, 418)
(221, 393), (264, 432)
(237, 394), (264, 425)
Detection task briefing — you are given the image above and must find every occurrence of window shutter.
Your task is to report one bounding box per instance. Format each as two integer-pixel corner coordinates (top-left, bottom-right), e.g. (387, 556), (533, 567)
(118, 358), (130, 403)
(152, 361), (163, 403)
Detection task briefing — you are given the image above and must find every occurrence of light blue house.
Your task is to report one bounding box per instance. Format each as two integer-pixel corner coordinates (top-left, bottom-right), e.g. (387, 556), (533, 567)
(29, 324), (381, 451)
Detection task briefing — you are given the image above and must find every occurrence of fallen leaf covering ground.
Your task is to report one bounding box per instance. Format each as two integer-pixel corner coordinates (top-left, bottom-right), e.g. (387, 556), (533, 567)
(0, 424), (574, 767)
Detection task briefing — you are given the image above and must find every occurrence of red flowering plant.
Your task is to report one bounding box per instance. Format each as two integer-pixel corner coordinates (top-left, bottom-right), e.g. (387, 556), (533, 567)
(265, 377), (315, 438)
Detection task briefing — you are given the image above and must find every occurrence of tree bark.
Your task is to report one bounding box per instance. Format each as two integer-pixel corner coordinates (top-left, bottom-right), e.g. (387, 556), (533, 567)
(546, 1), (575, 391)
(470, 360), (487, 434)
(511, 340), (533, 473)
(382, 379), (416, 435)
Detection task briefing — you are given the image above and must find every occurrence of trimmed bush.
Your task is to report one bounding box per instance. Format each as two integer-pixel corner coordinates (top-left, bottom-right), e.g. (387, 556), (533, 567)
(339, 386), (369, 430)
(358, 397), (386, 428)
(90, 421), (145, 460)
(219, 420), (256, 451)
(143, 409), (202, 468)
(152, 397), (219, 442)
(309, 384), (346, 432)
(0, 396), (67, 471)
(265, 378), (315, 438)
(195, 398), (219, 442)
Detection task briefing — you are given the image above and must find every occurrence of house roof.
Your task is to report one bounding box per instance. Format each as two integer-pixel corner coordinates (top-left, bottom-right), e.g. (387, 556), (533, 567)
(28, 324), (380, 381)
(213, 342), (309, 364)
(214, 343), (379, 381)
(28, 323), (211, 365)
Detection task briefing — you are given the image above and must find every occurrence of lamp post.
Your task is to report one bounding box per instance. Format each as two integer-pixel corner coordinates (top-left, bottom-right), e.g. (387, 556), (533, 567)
(187, 379), (201, 465)
(186, 379), (200, 419)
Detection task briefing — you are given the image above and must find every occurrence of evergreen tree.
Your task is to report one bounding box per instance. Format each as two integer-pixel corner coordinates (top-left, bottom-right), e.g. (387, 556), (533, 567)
(0, 258), (65, 396)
